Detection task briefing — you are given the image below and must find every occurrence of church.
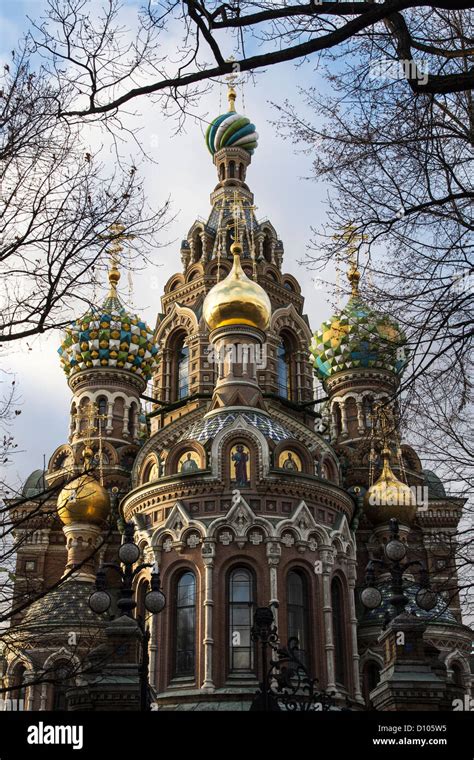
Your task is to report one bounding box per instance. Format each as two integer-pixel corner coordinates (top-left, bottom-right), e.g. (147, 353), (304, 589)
(3, 87), (472, 712)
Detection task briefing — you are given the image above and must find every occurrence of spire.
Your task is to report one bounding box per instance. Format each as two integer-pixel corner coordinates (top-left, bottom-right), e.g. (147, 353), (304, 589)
(228, 85), (236, 112)
(103, 223), (135, 298)
(333, 223), (367, 299)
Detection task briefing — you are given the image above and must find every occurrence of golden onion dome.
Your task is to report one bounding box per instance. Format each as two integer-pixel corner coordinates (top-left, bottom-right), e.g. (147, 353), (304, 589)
(203, 243), (271, 331)
(364, 447), (417, 527)
(57, 448), (110, 525)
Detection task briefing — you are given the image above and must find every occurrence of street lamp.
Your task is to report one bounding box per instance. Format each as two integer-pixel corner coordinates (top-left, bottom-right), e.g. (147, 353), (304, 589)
(361, 517), (437, 620)
(88, 521), (166, 711)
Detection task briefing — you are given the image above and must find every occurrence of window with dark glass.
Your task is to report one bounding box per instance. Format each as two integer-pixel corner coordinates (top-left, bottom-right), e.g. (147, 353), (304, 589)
(97, 396), (107, 416)
(52, 662), (72, 711)
(12, 665), (26, 710)
(331, 578), (347, 686)
(174, 572), (196, 677)
(287, 570), (309, 668)
(178, 344), (189, 399)
(277, 339), (291, 399)
(229, 568), (254, 672)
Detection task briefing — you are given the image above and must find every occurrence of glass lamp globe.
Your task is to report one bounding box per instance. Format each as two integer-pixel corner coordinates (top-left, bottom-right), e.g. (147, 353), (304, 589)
(416, 588), (437, 611)
(361, 586), (382, 610)
(89, 590), (111, 614)
(118, 541), (140, 565)
(144, 590), (166, 614)
(385, 539), (407, 562)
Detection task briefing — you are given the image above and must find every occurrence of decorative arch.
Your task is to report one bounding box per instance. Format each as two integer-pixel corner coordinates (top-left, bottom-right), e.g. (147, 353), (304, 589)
(210, 417), (269, 484)
(165, 441), (207, 476)
(167, 273), (186, 293)
(281, 274), (301, 293)
(185, 261), (204, 282)
(272, 439), (312, 474)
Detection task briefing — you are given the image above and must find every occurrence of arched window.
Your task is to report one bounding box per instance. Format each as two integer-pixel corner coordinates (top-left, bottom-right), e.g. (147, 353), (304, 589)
(452, 662), (464, 687)
(277, 336), (295, 400)
(346, 398), (358, 437)
(331, 578), (347, 686)
(362, 660), (381, 705)
(287, 570), (310, 668)
(229, 567), (254, 673)
(52, 661), (72, 711)
(174, 572), (196, 678)
(136, 579), (148, 621)
(128, 405), (135, 437)
(11, 664), (26, 710)
(97, 396), (107, 417)
(171, 333), (190, 402)
(239, 163), (244, 180)
(229, 160), (235, 178)
(262, 234), (272, 263)
(219, 163), (225, 181)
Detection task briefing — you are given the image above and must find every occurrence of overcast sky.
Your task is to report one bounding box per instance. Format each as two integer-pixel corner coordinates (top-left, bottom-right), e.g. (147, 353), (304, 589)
(1, 0), (338, 491)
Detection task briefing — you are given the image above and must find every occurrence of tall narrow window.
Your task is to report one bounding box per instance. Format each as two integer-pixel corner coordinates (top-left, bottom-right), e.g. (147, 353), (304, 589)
(277, 339), (291, 399)
(362, 661), (381, 705)
(175, 572), (196, 677)
(177, 342), (189, 400)
(52, 662), (72, 711)
(229, 568), (254, 672)
(128, 405), (134, 436)
(97, 396), (107, 416)
(12, 664), (26, 710)
(331, 578), (347, 686)
(287, 570), (309, 668)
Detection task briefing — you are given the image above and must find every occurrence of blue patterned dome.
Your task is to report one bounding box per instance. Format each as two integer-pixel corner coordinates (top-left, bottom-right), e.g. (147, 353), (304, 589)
(206, 87), (258, 156)
(310, 268), (407, 381)
(58, 266), (158, 382)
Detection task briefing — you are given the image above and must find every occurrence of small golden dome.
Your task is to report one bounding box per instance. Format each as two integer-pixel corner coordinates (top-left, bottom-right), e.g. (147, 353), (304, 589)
(364, 447), (417, 527)
(57, 448), (110, 525)
(203, 245), (271, 331)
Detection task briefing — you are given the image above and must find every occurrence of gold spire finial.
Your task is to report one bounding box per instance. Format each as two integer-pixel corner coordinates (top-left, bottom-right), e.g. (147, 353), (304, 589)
(100, 223), (135, 297)
(348, 261), (361, 297)
(225, 57), (238, 112)
(333, 223), (368, 298)
(228, 86), (237, 112)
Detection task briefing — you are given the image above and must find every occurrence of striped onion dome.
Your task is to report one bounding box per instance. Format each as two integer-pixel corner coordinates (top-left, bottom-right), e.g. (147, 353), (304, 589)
(58, 263), (158, 382)
(205, 86), (258, 156)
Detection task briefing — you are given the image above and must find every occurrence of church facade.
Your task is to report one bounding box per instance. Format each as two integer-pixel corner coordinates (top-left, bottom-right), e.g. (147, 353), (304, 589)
(3, 89), (472, 712)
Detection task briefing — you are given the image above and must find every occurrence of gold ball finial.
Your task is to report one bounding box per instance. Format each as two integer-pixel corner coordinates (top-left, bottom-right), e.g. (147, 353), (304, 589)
(230, 240), (243, 257)
(348, 262), (361, 297)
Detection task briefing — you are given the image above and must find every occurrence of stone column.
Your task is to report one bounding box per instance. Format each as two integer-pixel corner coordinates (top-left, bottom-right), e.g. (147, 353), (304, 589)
(321, 548), (336, 691)
(340, 401), (348, 436)
(201, 542), (215, 692)
(149, 547), (162, 690)
(122, 403), (130, 437)
(356, 400), (365, 435)
(347, 560), (363, 702)
(106, 400), (114, 434)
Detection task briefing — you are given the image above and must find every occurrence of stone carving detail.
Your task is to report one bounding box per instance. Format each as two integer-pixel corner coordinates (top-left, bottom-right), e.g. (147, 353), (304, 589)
(219, 530), (233, 546)
(163, 537), (173, 552)
(282, 532), (295, 547)
(186, 533), (201, 548)
(249, 530), (263, 545)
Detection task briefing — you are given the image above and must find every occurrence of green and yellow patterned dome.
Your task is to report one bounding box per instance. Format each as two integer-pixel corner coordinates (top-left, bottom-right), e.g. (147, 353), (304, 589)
(58, 261), (158, 381)
(310, 266), (407, 381)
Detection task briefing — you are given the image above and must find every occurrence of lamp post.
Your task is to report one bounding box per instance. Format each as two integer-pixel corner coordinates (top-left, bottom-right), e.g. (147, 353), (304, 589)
(88, 521), (166, 711)
(361, 517), (437, 620)
(251, 606), (279, 712)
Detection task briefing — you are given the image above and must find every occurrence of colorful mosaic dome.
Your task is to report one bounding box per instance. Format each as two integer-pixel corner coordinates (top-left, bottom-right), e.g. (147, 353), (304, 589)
(205, 87), (258, 156)
(58, 264), (158, 381)
(310, 269), (407, 381)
